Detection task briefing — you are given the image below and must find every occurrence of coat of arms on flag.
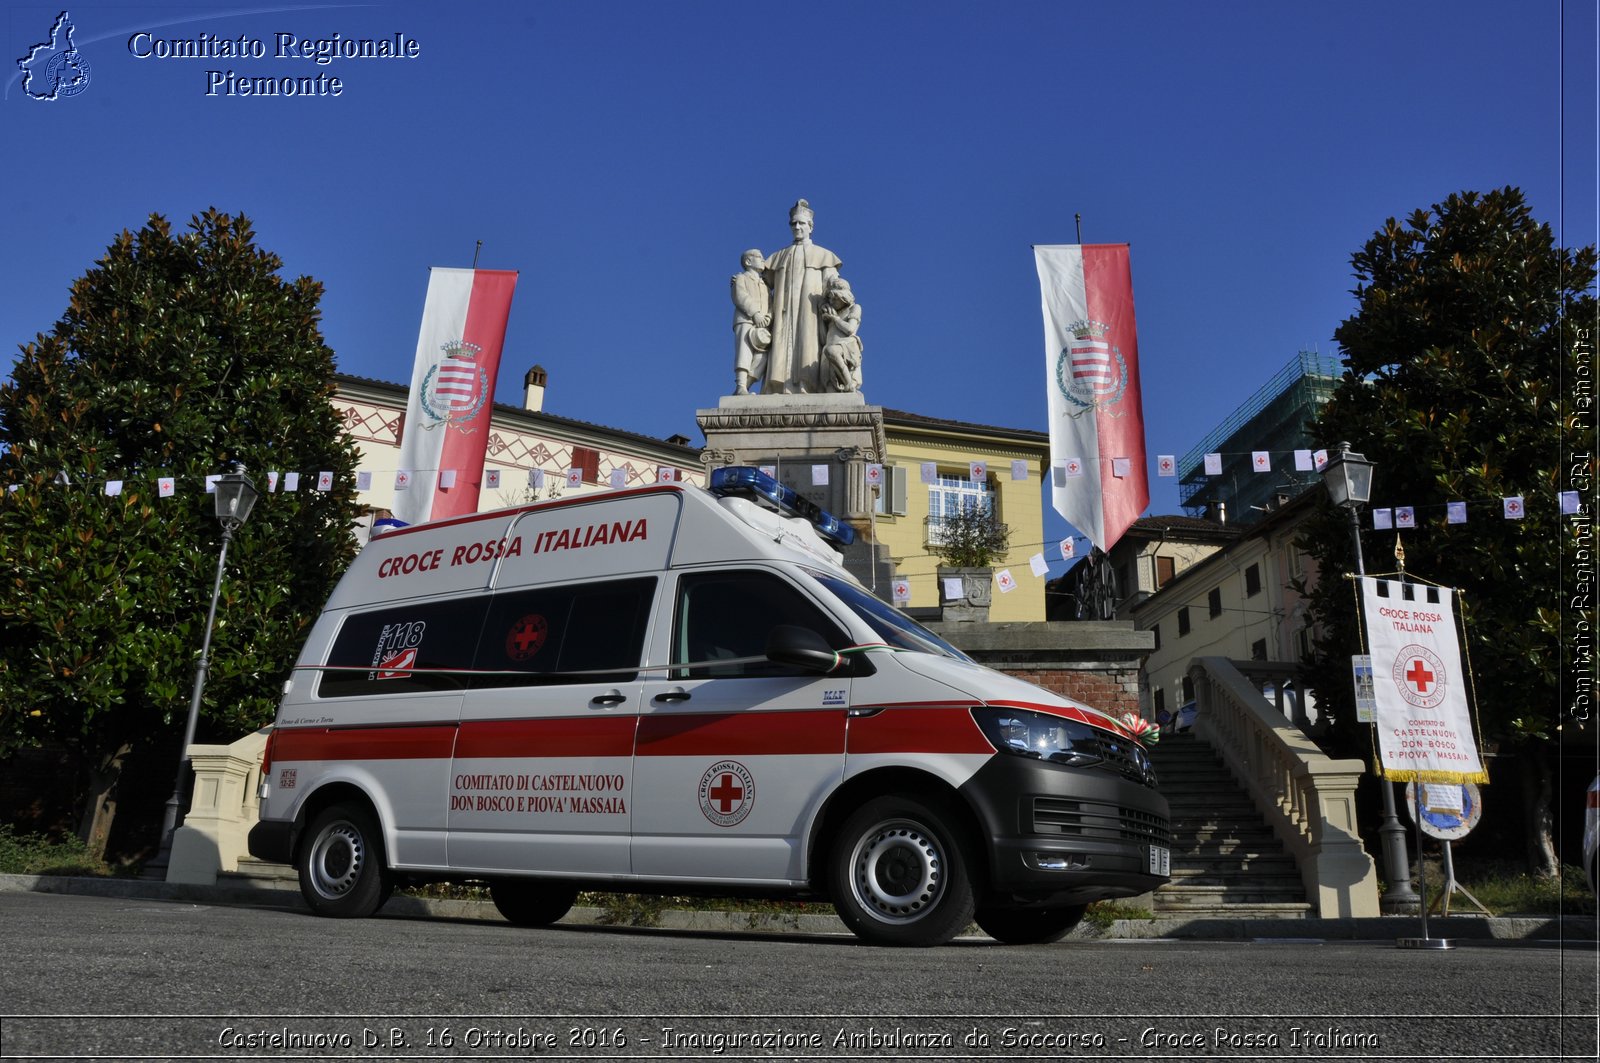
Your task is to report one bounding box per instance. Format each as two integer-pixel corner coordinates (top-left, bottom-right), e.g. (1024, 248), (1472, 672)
(419, 340), (490, 432)
(1055, 320), (1129, 416)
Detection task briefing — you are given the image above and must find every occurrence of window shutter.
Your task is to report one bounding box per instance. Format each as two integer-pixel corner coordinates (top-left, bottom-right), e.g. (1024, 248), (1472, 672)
(889, 465), (909, 515)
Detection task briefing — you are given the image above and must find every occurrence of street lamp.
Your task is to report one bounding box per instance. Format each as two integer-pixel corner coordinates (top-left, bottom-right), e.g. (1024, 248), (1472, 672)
(1321, 441), (1418, 912)
(155, 464), (259, 873)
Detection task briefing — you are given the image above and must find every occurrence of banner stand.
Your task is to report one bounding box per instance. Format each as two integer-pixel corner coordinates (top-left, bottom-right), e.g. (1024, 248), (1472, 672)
(1429, 841), (1492, 918)
(1396, 784), (1452, 950)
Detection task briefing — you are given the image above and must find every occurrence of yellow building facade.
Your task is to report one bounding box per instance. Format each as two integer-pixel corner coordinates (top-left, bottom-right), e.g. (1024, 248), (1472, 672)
(875, 409), (1050, 622)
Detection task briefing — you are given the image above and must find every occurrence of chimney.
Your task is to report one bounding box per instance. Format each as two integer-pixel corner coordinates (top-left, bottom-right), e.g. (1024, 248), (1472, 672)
(1207, 499), (1228, 524)
(524, 365), (547, 413)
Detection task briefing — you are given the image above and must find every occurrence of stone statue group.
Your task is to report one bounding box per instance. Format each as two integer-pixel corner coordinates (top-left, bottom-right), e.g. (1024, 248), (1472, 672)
(732, 199), (863, 396)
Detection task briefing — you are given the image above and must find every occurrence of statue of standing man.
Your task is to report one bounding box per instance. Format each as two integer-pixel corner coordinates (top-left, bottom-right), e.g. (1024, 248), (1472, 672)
(730, 249), (770, 395)
(762, 198), (842, 394)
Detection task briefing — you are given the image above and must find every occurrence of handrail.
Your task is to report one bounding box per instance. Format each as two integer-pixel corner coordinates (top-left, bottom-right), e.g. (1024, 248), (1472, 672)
(1187, 657), (1380, 918)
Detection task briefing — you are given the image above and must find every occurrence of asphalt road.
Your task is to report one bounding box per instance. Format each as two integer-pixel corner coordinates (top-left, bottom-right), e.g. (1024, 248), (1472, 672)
(1, 892), (1594, 1061)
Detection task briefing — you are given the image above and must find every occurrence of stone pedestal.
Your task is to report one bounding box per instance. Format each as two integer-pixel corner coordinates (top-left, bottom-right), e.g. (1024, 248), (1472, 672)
(697, 393), (894, 593)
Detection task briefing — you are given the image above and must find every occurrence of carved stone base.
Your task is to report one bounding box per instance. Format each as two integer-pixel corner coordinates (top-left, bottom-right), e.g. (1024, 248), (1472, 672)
(697, 393), (893, 594)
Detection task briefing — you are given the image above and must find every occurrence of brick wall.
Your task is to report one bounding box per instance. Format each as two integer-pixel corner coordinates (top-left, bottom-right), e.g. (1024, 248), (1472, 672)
(927, 619), (1152, 719)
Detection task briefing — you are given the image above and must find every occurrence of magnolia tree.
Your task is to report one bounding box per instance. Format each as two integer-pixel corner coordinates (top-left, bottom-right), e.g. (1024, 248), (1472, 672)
(1300, 188), (1596, 875)
(0, 210), (363, 859)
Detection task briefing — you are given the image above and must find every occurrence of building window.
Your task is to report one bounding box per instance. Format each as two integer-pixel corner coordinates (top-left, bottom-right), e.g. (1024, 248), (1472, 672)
(1177, 607), (1190, 637)
(571, 446), (601, 484)
(1251, 638), (1268, 661)
(872, 465), (910, 516)
(1244, 563), (1262, 598)
(1181, 675), (1195, 702)
(1155, 555), (1176, 589)
(1207, 587), (1222, 618)
(926, 474), (993, 546)
(1150, 623), (1160, 652)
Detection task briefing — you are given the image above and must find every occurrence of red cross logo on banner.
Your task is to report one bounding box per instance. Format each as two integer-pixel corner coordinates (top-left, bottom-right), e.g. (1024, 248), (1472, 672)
(698, 760), (755, 826)
(1392, 644), (1447, 709)
(1159, 457), (1174, 474)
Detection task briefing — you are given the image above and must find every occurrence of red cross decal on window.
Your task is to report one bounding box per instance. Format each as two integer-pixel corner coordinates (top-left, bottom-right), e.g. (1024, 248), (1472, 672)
(708, 773), (744, 813)
(1405, 658), (1435, 694)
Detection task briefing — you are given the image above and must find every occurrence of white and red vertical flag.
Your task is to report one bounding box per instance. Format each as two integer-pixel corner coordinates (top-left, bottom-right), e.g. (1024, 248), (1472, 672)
(392, 267), (519, 525)
(1358, 577), (1486, 783)
(1034, 244), (1148, 551)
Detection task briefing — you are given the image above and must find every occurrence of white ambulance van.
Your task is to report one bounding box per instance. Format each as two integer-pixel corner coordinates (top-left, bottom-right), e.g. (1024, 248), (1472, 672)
(249, 467), (1169, 946)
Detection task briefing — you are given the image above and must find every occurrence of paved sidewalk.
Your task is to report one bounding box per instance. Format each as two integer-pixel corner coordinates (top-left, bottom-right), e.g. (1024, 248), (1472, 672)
(3, 872), (1595, 943)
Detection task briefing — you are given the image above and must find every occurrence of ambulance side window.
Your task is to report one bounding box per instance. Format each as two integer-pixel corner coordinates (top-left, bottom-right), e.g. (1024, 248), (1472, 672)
(673, 571), (845, 680)
(473, 577), (656, 687)
(317, 597), (488, 698)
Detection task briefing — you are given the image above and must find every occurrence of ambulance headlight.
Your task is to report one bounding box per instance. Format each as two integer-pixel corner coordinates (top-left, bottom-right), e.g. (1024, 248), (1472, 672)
(971, 707), (1105, 768)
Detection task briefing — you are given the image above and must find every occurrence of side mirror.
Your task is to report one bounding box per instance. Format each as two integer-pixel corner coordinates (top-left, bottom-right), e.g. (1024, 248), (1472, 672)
(765, 625), (841, 674)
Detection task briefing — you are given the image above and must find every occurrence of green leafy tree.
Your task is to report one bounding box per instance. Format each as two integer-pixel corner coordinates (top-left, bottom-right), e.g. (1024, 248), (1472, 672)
(1300, 188), (1596, 875)
(930, 500), (1011, 569)
(0, 210), (362, 858)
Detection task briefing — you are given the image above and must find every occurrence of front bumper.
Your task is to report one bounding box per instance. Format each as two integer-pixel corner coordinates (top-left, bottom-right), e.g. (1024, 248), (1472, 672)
(959, 754), (1170, 903)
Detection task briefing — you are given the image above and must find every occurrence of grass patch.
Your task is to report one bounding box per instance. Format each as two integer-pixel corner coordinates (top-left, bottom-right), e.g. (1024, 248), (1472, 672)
(0, 824), (119, 877)
(1427, 863), (1596, 916)
(1083, 900), (1154, 929)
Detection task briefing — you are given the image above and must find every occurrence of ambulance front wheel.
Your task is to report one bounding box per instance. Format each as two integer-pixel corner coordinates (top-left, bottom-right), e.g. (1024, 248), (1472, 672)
(829, 795), (975, 947)
(489, 880), (580, 927)
(974, 903), (1087, 945)
(299, 803), (390, 918)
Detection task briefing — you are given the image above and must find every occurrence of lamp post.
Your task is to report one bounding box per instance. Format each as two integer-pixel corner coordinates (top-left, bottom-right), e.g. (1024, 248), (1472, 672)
(154, 464), (259, 873)
(1322, 441), (1418, 912)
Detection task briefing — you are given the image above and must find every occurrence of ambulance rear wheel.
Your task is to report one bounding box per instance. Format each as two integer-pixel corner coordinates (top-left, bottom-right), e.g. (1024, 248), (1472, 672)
(974, 904), (1087, 944)
(829, 795), (974, 947)
(299, 803), (389, 918)
(489, 880), (579, 927)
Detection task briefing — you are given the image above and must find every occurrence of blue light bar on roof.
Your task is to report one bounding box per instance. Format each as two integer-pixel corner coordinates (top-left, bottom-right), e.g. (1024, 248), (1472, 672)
(708, 466), (857, 547)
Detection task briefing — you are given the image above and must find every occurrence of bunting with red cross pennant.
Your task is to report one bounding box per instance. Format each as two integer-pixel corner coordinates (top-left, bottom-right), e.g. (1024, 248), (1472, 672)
(1357, 576), (1488, 784)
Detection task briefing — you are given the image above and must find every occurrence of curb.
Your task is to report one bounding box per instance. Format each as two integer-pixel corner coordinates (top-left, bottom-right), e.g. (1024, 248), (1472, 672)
(3, 874), (1594, 942)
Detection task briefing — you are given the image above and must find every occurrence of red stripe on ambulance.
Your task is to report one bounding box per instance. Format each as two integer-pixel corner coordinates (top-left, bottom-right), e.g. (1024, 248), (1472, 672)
(846, 704), (994, 755)
(272, 725), (456, 761)
(636, 711), (845, 756)
(455, 716), (634, 759)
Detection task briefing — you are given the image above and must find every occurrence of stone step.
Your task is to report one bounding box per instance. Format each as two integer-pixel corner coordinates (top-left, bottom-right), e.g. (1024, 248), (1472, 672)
(1154, 884), (1309, 907)
(221, 857), (300, 891)
(1171, 853), (1298, 874)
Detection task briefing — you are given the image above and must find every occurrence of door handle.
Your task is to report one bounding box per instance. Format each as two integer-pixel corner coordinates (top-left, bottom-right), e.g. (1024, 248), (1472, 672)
(653, 688), (691, 704)
(590, 690), (627, 707)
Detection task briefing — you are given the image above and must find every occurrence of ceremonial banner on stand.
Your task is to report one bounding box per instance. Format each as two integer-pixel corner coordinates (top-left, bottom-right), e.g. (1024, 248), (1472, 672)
(1034, 244), (1148, 551)
(392, 268), (518, 525)
(1358, 576), (1487, 783)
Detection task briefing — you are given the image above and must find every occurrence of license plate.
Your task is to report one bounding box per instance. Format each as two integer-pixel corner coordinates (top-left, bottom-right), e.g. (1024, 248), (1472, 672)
(1149, 845), (1170, 877)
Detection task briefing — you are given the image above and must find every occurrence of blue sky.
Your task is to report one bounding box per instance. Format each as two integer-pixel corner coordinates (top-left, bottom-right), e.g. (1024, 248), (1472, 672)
(4, 0), (1594, 568)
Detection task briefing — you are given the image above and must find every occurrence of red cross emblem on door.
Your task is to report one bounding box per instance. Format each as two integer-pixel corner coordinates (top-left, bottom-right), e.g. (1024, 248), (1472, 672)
(698, 760), (755, 826)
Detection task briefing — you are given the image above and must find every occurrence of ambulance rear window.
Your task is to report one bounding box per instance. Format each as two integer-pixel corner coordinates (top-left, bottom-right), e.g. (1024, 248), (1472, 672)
(317, 596), (488, 698)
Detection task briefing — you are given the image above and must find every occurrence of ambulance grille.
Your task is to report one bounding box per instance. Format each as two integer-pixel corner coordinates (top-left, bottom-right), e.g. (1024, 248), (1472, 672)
(1032, 798), (1171, 847)
(1083, 732), (1157, 787)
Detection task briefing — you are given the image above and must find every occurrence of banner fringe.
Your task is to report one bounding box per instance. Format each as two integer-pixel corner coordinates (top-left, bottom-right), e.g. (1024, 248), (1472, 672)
(1379, 769), (1491, 785)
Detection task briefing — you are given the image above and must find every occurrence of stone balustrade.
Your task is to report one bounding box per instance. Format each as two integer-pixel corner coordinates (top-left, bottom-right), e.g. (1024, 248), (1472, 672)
(165, 728), (269, 885)
(1187, 657), (1380, 918)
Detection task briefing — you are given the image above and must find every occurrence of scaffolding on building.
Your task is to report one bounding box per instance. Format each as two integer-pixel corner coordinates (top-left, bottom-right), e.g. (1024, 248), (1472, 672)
(1178, 350), (1344, 524)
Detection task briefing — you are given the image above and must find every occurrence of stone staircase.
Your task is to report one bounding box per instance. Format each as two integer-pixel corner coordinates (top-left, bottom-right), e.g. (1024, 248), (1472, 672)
(1147, 731), (1313, 918)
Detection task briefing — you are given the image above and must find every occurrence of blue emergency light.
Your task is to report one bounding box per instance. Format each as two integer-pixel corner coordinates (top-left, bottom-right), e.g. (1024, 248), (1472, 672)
(708, 466), (857, 547)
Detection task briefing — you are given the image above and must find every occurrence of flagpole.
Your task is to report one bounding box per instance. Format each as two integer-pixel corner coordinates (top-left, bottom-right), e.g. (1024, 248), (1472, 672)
(1074, 213), (1083, 243)
(472, 240), (482, 269)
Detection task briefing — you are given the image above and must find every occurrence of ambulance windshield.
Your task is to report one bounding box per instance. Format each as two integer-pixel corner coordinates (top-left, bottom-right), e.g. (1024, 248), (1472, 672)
(814, 574), (972, 662)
